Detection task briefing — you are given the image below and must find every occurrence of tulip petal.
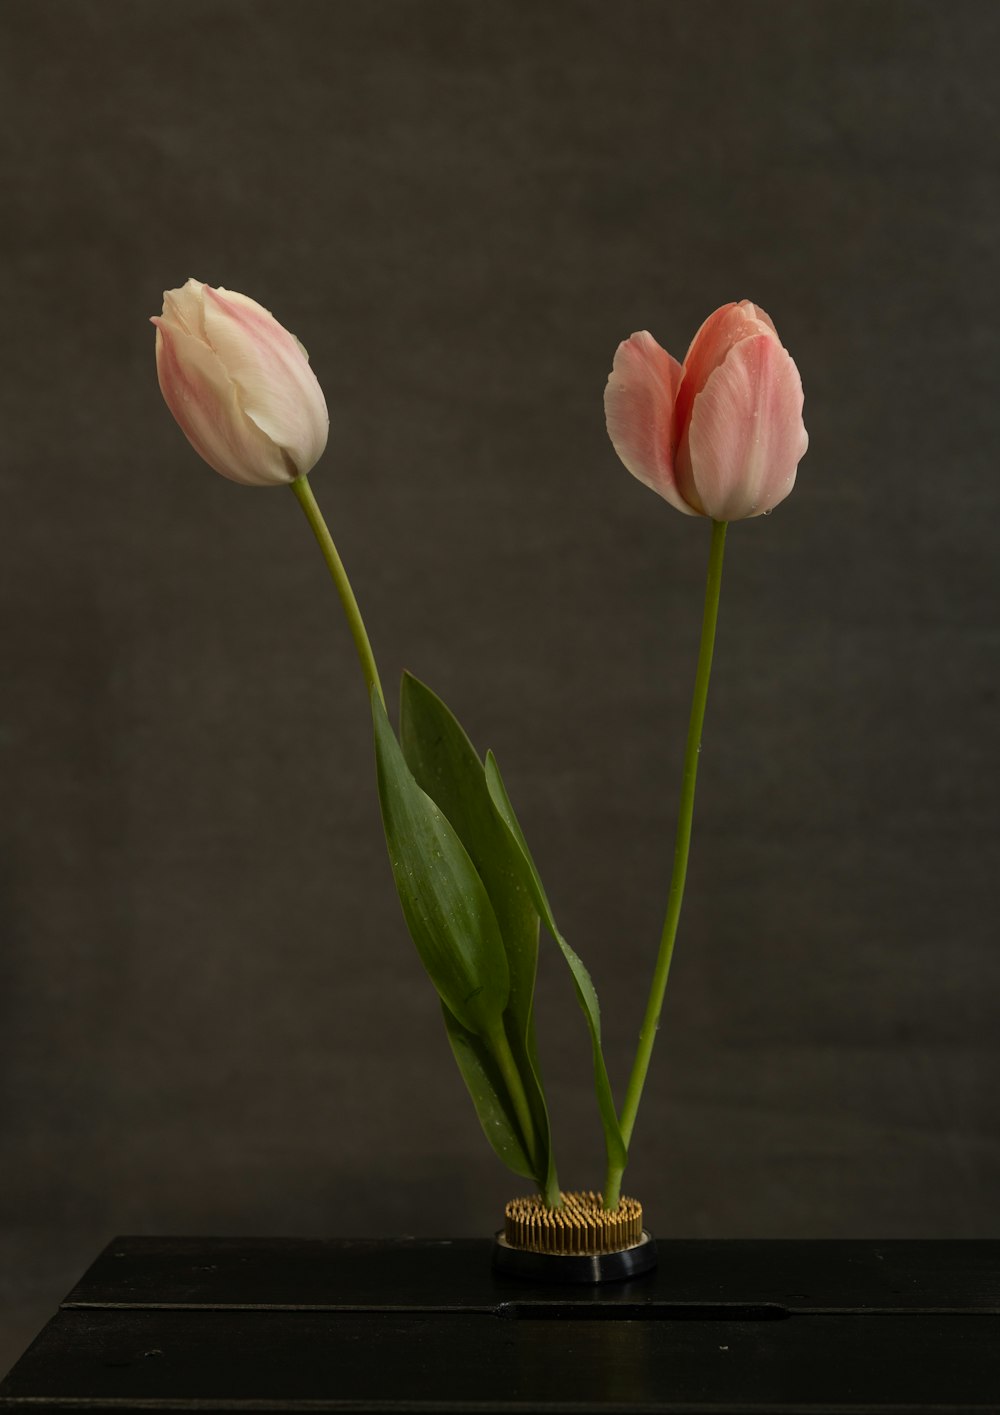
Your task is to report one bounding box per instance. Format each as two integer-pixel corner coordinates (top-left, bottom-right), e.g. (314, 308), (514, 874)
(153, 319), (292, 487)
(747, 302), (778, 336)
(201, 287), (329, 477)
(679, 334), (808, 521)
(604, 331), (691, 514)
(161, 277), (208, 339)
(674, 300), (776, 447)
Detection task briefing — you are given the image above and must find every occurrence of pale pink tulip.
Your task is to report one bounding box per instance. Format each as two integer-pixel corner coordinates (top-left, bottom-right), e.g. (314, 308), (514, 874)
(152, 279), (329, 486)
(605, 301), (807, 520)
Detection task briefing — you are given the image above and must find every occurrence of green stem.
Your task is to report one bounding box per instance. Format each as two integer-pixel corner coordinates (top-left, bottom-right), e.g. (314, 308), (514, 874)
(290, 475), (384, 707)
(604, 519), (728, 1207)
(488, 1022), (543, 1186)
(603, 1165), (625, 1213)
(543, 1167), (562, 1210)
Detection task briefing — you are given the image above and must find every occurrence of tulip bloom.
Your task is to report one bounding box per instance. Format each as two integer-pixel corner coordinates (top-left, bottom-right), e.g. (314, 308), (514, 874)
(152, 279), (329, 486)
(605, 301), (807, 521)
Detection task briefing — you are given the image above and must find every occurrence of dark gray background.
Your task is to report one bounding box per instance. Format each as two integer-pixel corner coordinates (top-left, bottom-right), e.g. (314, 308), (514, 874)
(2, 0), (998, 1374)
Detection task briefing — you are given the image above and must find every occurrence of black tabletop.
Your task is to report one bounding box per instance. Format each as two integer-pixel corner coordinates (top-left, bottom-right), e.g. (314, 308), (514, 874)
(2, 1237), (998, 1412)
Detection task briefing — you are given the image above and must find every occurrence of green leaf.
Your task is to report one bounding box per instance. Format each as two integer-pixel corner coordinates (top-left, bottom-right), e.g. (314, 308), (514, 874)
(440, 1002), (536, 1181)
(399, 673), (557, 1199)
(399, 673), (537, 1007)
(371, 689), (509, 1037)
(485, 751), (627, 1173)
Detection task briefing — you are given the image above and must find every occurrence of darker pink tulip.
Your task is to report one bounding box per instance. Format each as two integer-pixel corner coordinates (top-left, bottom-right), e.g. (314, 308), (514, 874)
(604, 301), (808, 520)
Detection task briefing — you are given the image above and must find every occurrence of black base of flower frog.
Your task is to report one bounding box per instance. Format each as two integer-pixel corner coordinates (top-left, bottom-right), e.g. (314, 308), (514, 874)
(493, 1230), (658, 1283)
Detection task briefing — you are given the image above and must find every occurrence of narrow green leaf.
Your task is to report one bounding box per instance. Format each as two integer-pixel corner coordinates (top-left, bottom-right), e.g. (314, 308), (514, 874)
(525, 1019), (560, 1206)
(371, 689), (509, 1037)
(485, 751), (628, 1173)
(399, 673), (557, 1197)
(441, 1003), (536, 1181)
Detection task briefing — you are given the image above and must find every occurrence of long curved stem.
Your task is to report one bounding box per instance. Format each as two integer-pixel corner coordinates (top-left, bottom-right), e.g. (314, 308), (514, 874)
(291, 475), (384, 707)
(604, 519), (728, 1207)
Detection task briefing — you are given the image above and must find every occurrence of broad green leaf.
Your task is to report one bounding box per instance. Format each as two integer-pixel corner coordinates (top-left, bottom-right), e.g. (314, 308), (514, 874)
(485, 751), (627, 1173)
(399, 673), (537, 1009)
(371, 689), (509, 1037)
(440, 1002), (536, 1181)
(399, 672), (557, 1198)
